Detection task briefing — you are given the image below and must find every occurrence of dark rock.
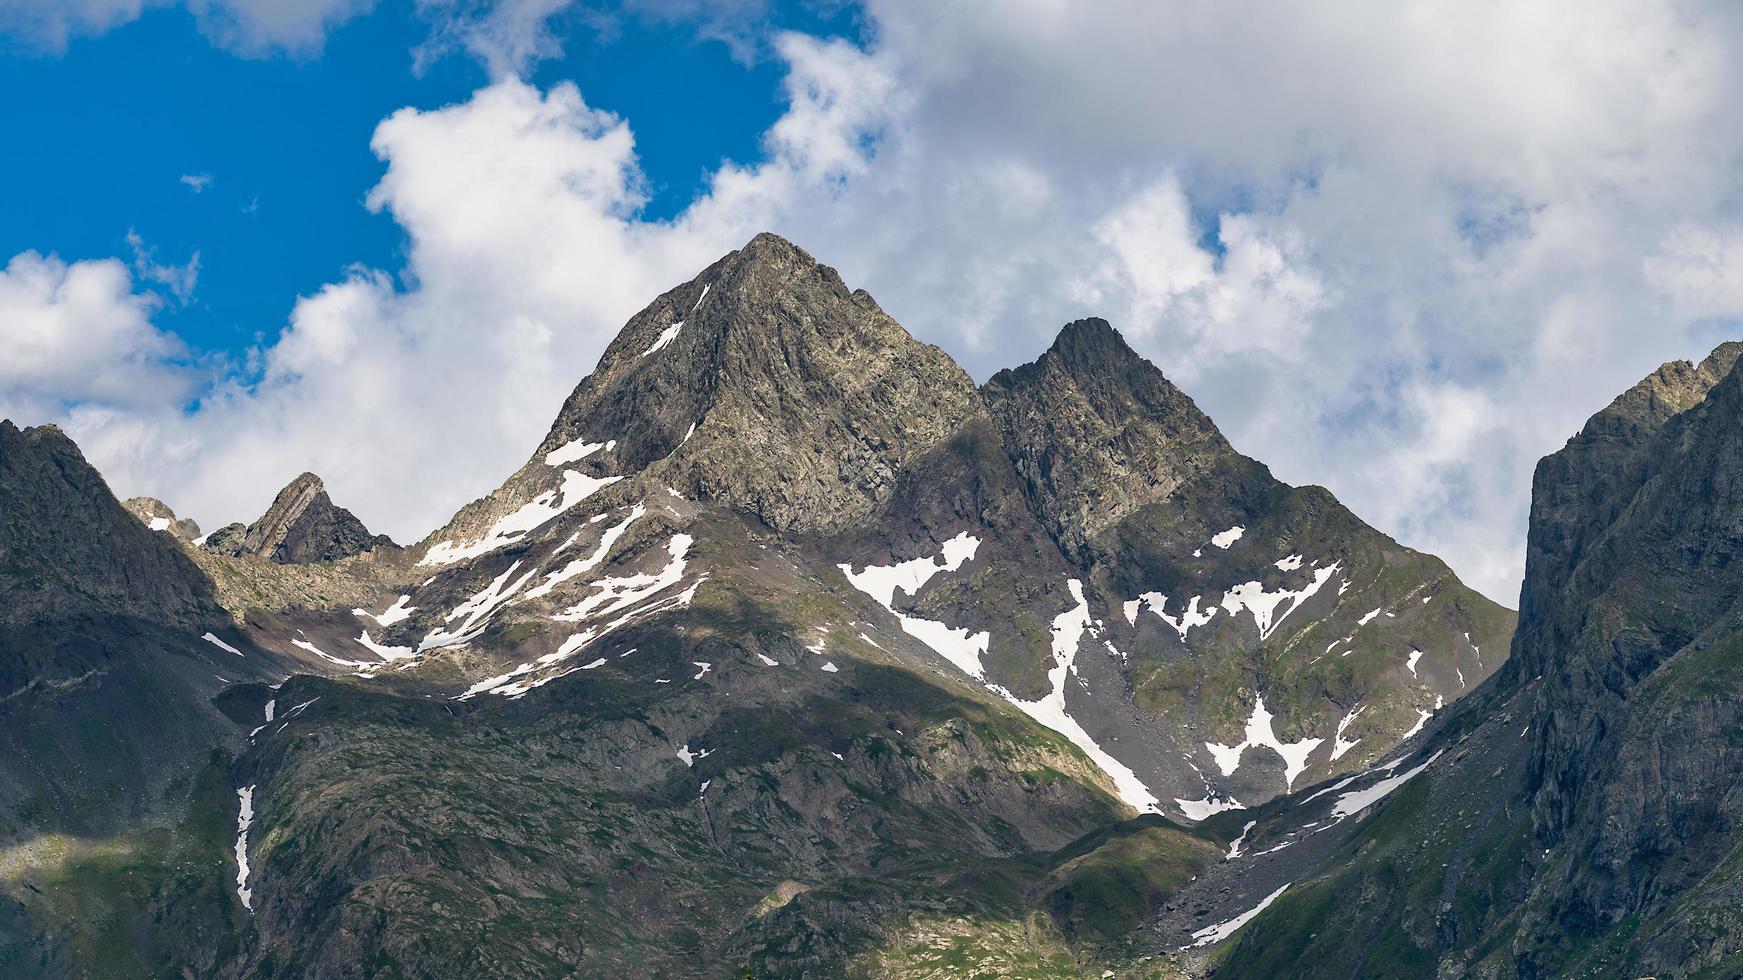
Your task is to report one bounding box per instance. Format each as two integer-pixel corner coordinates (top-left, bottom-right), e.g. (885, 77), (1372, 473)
(203, 472), (393, 563)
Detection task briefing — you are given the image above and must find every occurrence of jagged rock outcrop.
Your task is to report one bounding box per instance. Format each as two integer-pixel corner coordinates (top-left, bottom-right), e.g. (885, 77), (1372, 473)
(121, 495), (202, 542)
(203, 472), (393, 564)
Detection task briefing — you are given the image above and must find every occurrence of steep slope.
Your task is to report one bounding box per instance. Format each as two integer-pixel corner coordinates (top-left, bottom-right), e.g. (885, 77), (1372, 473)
(0, 422), (290, 978)
(202, 472), (394, 563)
(1192, 341), (1743, 978)
(418, 232), (981, 568)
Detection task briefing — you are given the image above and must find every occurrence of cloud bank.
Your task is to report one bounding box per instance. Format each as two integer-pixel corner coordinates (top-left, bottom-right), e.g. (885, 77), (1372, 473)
(7, 0), (1743, 603)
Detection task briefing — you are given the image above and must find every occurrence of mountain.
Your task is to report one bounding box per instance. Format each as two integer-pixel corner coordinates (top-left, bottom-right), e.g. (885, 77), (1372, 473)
(0, 234), (1511, 978)
(201, 472), (395, 564)
(1152, 341), (1743, 978)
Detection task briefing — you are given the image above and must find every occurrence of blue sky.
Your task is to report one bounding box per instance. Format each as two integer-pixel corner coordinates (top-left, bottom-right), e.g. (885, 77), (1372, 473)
(2, 0), (1740, 603)
(0, 0), (857, 359)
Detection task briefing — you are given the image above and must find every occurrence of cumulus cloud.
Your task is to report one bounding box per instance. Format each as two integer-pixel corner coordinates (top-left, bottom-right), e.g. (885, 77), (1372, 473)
(11, 0), (1743, 603)
(0, 251), (191, 414)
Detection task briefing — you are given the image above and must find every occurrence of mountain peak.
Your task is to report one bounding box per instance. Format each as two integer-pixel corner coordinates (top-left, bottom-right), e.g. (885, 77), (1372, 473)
(203, 470), (393, 564)
(1045, 316), (1142, 368)
(982, 319), (1233, 558)
(734, 229), (810, 265)
(431, 232), (980, 549)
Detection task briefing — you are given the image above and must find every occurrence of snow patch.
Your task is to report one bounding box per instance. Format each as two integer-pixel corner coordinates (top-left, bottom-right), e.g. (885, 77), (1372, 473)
(1274, 554), (1303, 571)
(421, 469), (622, 566)
(1184, 884), (1289, 948)
(1331, 706), (1365, 761)
(291, 638), (370, 669)
(522, 504), (645, 601)
(1219, 561), (1341, 641)
(202, 632), (244, 657)
(148, 516), (171, 531)
(1400, 705), (1435, 741)
(553, 534), (694, 623)
(1126, 592), (1218, 642)
(642, 320), (682, 357)
(355, 630), (414, 662)
(1406, 649), (1423, 677)
(353, 595), (415, 628)
(544, 438), (611, 467)
(991, 580), (1160, 814)
(1329, 751), (1443, 818)
(1227, 820), (1257, 859)
(1175, 794), (1245, 821)
(420, 561), (539, 651)
(1205, 695), (1325, 789)
(839, 533), (988, 679)
(234, 786), (256, 911)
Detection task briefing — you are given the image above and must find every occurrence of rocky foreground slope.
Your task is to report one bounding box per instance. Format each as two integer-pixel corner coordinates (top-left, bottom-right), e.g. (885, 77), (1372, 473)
(1, 234), (1508, 977)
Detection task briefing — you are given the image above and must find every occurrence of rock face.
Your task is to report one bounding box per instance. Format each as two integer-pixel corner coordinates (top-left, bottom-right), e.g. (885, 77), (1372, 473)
(202, 472), (393, 563)
(983, 317), (1234, 561)
(1199, 340), (1743, 978)
(423, 233), (982, 557)
(121, 495), (202, 541)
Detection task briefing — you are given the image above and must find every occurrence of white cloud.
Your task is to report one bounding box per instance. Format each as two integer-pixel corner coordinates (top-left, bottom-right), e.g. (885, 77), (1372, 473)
(0, 252), (190, 413)
(0, 0), (150, 52)
(1645, 224), (1743, 320)
(412, 0), (573, 77)
(125, 231), (200, 305)
(0, 0), (375, 55)
(11, 1), (1743, 603)
(180, 172), (213, 193)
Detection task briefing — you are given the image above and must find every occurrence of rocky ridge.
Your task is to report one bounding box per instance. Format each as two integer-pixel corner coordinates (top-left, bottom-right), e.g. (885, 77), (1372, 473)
(2, 233), (1522, 978)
